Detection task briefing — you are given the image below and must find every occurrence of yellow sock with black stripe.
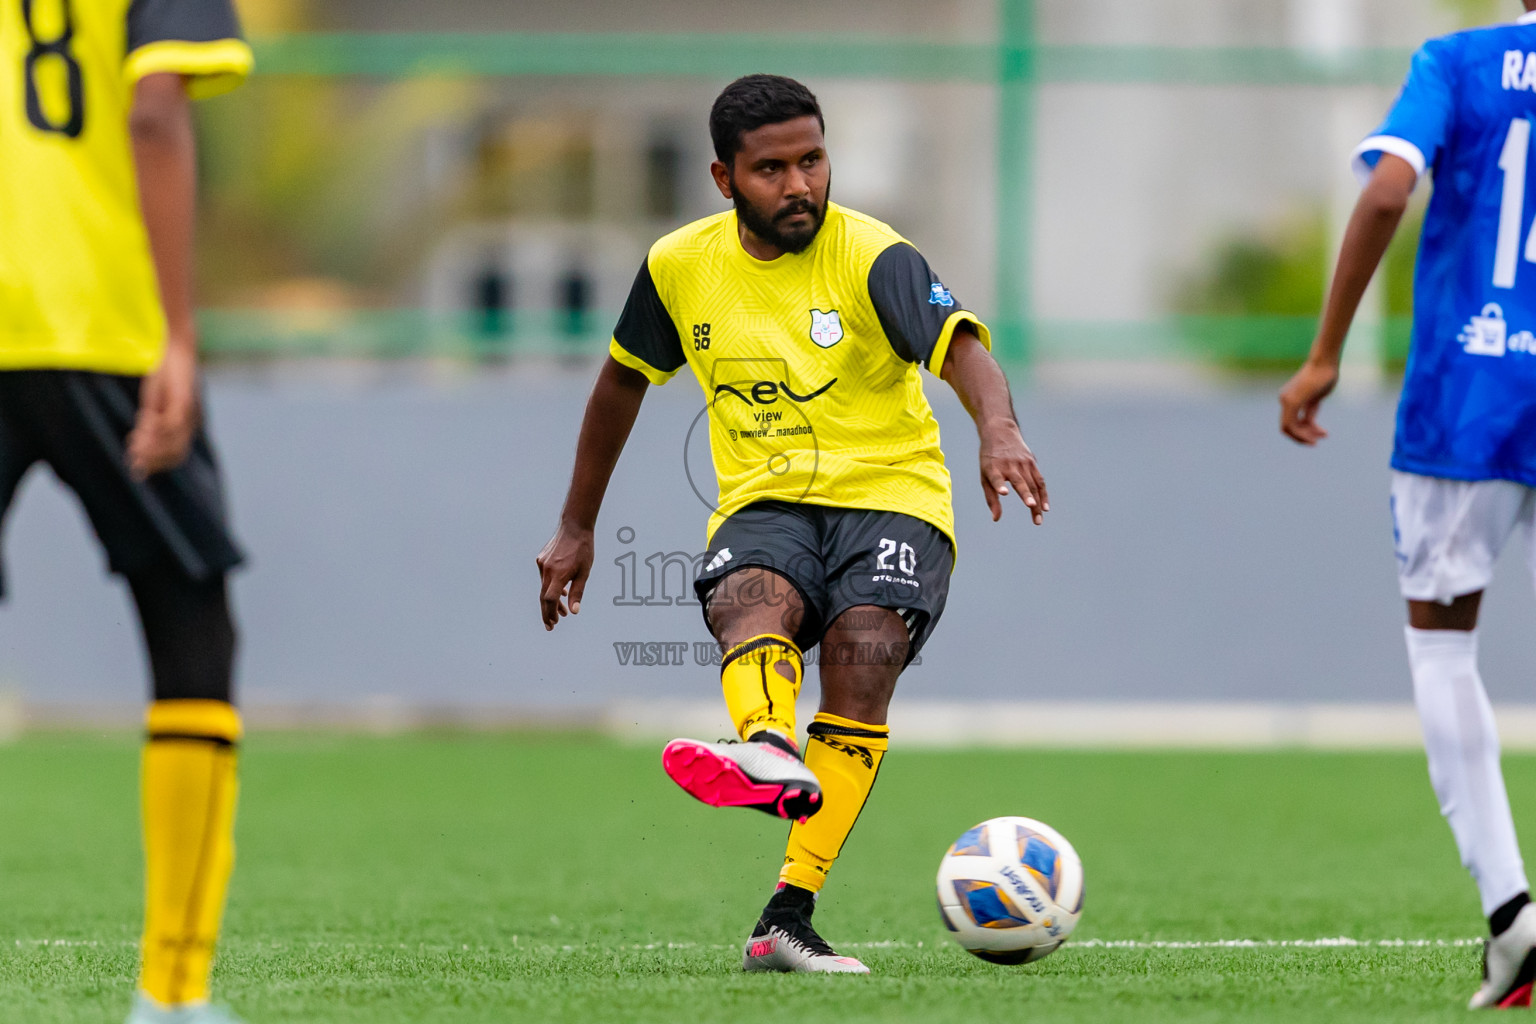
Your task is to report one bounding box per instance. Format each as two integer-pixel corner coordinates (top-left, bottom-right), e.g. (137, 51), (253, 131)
(720, 634), (803, 741)
(780, 713), (889, 893)
(139, 700), (242, 1007)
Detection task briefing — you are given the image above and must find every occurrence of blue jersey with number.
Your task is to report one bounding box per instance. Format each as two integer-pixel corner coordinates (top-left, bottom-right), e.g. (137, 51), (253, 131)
(1356, 13), (1536, 485)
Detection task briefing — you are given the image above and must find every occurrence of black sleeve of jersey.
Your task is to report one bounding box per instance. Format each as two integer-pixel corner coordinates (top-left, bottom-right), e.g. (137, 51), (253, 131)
(613, 260), (685, 376)
(867, 242), (965, 368)
(128, 0), (244, 50)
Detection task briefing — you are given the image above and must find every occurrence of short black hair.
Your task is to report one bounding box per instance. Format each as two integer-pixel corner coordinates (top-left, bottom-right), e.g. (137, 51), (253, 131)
(709, 74), (824, 166)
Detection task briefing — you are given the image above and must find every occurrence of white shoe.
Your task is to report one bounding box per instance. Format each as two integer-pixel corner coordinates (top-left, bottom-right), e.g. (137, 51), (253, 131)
(741, 885), (870, 974)
(743, 921), (870, 974)
(126, 993), (246, 1024)
(1470, 904), (1536, 1009)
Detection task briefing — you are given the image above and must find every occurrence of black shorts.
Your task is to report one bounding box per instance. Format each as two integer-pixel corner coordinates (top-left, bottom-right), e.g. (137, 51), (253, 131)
(693, 500), (954, 663)
(0, 370), (244, 598)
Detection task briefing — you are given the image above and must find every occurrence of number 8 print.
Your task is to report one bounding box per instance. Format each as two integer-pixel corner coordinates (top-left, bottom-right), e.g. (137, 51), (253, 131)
(21, 0), (85, 139)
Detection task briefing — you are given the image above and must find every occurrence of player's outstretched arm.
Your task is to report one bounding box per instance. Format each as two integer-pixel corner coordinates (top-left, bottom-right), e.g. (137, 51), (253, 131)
(537, 356), (651, 629)
(127, 73), (200, 480)
(1280, 153), (1417, 446)
(940, 329), (1048, 525)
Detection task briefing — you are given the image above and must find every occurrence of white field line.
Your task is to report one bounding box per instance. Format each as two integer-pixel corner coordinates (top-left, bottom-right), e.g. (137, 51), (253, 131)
(17, 699), (1536, 750)
(605, 700), (1536, 750)
(12, 937), (1485, 952)
(1069, 937), (1484, 950)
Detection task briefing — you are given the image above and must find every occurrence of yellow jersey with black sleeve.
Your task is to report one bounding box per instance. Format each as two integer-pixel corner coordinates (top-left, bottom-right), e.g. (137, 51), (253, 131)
(0, 0), (252, 375)
(609, 202), (989, 551)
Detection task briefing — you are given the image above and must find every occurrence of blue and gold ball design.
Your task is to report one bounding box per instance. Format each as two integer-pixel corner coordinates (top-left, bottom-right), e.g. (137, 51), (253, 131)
(1016, 825), (1062, 901)
(947, 823), (991, 858)
(951, 878), (1031, 929)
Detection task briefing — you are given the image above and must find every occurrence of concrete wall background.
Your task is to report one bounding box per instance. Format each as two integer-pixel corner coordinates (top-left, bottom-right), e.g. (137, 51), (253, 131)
(3, 366), (1534, 714)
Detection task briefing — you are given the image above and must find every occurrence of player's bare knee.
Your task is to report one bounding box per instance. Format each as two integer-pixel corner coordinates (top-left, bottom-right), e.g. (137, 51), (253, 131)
(1408, 592), (1483, 632)
(706, 567), (805, 645)
(824, 606), (907, 656)
(819, 666), (899, 724)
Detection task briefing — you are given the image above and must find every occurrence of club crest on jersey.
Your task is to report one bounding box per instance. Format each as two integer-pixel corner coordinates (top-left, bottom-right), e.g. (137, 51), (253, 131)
(809, 309), (844, 348)
(929, 283), (955, 307)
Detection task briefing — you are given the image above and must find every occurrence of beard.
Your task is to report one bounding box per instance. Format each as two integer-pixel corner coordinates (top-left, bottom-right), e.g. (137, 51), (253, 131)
(731, 174), (829, 255)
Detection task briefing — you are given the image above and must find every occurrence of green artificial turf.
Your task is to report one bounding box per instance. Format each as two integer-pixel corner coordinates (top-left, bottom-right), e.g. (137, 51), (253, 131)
(1, 733), (1530, 1022)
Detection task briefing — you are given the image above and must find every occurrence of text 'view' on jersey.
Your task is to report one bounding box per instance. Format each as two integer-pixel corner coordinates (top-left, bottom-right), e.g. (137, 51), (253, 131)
(1356, 11), (1536, 485)
(609, 202), (988, 551)
(0, 0), (251, 376)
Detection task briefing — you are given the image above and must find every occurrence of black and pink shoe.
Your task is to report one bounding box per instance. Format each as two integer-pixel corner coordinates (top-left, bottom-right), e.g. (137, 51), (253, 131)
(742, 883), (870, 974)
(661, 733), (822, 822)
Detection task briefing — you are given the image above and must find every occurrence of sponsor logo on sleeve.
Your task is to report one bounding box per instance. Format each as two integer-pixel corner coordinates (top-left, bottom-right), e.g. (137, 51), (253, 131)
(928, 282), (955, 307)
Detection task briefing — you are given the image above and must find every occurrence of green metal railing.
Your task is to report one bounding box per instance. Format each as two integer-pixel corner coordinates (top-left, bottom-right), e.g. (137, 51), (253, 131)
(247, 33), (1413, 87)
(198, 309), (1414, 371)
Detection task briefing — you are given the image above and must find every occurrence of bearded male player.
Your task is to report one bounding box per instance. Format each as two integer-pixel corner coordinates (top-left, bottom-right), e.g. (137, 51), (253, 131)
(1281, 2), (1536, 1008)
(537, 74), (1047, 973)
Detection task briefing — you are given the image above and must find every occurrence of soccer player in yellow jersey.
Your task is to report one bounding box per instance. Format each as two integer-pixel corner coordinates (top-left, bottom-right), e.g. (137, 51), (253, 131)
(0, 1), (251, 1021)
(538, 74), (1048, 973)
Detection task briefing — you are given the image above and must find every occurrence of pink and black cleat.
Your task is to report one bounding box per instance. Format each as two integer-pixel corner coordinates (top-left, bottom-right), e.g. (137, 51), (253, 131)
(661, 733), (822, 822)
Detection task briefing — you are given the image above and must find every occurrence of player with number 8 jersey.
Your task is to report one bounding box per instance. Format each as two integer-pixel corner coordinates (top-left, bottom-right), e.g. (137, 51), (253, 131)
(1280, 2), (1536, 1010)
(1, 2), (252, 1022)
(2, 0), (249, 372)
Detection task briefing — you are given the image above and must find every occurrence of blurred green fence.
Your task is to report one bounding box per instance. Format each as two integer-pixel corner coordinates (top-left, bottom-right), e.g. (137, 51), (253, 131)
(248, 35), (1416, 87)
(199, 308), (1415, 370)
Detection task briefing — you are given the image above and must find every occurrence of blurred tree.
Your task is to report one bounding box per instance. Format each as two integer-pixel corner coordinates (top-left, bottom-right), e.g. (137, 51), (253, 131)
(235, 0), (311, 33)
(459, 113), (596, 222)
(1175, 207), (1424, 372)
(1176, 214), (1328, 318)
(194, 77), (485, 308)
(1174, 214), (1331, 372)
(1436, 0), (1504, 26)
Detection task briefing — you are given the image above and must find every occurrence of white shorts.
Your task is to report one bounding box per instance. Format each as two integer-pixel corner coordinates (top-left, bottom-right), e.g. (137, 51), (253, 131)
(1391, 471), (1536, 604)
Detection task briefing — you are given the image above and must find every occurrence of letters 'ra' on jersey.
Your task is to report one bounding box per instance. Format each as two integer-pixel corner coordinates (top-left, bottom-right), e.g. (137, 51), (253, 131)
(1355, 12), (1536, 485)
(610, 202), (988, 549)
(0, 0), (251, 376)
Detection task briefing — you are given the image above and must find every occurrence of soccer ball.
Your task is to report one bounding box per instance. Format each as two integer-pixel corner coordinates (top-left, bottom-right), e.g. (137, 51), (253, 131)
(935, 815), (1084, 965)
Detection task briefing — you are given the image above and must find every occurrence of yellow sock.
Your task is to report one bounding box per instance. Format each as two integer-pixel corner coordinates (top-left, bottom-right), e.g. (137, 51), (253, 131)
(139, 699), (242, 1007)
(720, 634), (802, 741)
(780, 713), (889, 893)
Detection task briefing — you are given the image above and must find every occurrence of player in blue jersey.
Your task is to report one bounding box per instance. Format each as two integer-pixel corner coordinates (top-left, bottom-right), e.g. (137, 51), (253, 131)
(1281, 2), (1536, 1008)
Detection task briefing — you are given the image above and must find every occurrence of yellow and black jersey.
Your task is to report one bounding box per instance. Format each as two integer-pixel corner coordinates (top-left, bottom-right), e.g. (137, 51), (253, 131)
(609, 202), (989, 550)
(0, 0), (251, 375)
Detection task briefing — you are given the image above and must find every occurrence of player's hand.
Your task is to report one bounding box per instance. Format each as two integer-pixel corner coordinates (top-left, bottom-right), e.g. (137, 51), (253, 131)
(127, 339), (200, 480)
(979, 421), (1048, 525)
(536, 522), (595, 630)
(1279, 358), (1339, 446)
